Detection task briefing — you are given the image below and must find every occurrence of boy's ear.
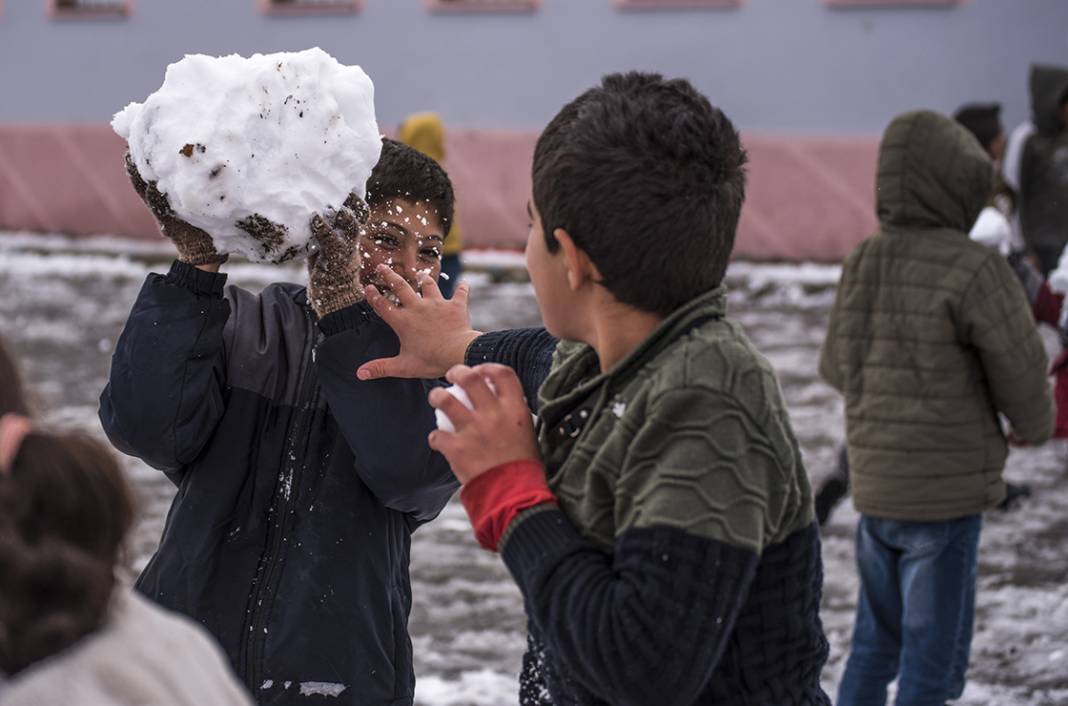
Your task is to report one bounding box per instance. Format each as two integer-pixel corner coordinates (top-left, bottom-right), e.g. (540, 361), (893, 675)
(553, 228), (601, 291)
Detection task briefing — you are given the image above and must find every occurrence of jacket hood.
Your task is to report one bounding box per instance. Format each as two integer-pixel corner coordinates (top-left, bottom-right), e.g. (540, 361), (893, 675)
(1030, 63), (1068, 136)
(397, 112), (445, 162)
(875, 110), (993, 233)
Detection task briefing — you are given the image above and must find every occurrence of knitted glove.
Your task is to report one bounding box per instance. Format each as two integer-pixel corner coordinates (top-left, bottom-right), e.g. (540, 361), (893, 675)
(124, 153), (228, 266)
(307, 198), (368, 318)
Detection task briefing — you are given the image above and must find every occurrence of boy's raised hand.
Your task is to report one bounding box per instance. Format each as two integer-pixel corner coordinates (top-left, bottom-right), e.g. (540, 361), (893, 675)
(427, 364), (541, 484)
(357, 265), (482, 381)
(307, 204), (366, 319)
(124, 152), (227, 266)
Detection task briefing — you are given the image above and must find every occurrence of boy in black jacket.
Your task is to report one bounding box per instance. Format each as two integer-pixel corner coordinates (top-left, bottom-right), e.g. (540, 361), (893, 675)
(1005, 63), (1068, 274)
(99, 139), (459, 705)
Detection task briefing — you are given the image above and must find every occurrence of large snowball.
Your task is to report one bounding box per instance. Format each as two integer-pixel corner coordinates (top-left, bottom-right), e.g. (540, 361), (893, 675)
(113, 47), (381, 263)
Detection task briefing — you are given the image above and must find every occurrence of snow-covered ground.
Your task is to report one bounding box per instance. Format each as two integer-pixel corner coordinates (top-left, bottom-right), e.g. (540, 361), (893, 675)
(2, 234), (1066, 705)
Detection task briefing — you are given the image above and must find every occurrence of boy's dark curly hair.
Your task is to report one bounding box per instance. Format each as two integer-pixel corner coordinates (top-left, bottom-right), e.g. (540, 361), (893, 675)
(348, 138), (455, 235)
(0, 339), (135, 676)
(533, 72), (748, 316)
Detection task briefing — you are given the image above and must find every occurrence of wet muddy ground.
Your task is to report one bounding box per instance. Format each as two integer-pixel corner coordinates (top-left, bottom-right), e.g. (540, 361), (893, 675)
(2, 236), (1066, 705)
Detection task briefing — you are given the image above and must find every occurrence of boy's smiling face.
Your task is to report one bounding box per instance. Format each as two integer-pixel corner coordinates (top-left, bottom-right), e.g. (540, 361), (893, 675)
(358, 197), (445, 296)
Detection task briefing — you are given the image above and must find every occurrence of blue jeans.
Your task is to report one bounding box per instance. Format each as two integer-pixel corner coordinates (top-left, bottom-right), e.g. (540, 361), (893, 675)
(837, 514), (982, 706)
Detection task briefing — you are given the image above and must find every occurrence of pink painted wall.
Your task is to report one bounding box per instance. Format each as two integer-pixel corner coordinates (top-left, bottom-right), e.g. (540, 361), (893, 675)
(0, 125), (878, 261)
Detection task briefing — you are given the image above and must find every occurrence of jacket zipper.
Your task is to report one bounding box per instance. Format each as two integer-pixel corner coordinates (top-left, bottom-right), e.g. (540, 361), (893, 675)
(239, 310), (321, 694)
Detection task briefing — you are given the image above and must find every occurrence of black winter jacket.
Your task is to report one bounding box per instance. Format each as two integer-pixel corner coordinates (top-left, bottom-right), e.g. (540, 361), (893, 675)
(100, 261), (457, 705)
(1019, 64), (1068, 273)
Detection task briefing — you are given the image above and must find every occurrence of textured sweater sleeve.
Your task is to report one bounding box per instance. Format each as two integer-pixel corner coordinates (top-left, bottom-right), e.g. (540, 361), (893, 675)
(501, 510), (758, 706)
(962, 254), (1054, 444)
(465, 328), (558, 413)
(497, 384), (805, 704)
(617, 385), (806, 553)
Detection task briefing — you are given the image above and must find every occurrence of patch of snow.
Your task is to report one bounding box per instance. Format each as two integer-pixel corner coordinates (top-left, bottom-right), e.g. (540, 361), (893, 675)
(415, 669), (517, 706)
(0, 246), (303, 285)
(460, 249), (526, 271)
(435, 380), (496, 433)
(726, 261), (842, 289)
(299, 682), (348, 698)
(0, 231), (176, 258)
(0, 250), (148, 280)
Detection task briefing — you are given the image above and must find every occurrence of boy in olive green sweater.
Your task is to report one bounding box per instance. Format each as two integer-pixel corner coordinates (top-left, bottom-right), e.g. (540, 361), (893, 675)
(357, 72), (830, 705)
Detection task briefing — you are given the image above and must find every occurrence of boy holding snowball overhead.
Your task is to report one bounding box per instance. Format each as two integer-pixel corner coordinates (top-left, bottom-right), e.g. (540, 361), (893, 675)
(100, 49), (458, 705)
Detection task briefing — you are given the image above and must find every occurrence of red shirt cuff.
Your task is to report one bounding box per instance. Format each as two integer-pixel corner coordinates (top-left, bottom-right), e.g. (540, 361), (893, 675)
(460, 459), (556, 552)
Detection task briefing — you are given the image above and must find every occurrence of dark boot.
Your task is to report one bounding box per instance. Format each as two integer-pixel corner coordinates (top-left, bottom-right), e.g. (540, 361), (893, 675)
(998, 482), (1032, 511)
(815, 446), (851, 526)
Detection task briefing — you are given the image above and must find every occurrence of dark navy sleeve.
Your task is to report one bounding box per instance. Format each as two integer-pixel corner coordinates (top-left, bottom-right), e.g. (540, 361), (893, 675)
(465, 328), (557, 413)
(500, 508), (760, 706)
(315, 304), (459, 523)
(99, 260), (230, 478)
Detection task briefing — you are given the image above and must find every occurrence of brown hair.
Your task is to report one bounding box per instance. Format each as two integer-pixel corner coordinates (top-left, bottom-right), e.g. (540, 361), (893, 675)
(0, 339), (135, 675)
(533, 72), (747, 316)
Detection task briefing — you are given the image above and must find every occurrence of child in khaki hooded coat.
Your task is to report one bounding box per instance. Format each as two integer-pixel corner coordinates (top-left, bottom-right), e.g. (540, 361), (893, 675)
(821, 111), (1054, 705)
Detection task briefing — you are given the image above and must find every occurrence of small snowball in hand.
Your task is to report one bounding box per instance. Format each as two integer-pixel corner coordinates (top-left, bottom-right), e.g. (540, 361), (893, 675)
(434, 381), (497, 433)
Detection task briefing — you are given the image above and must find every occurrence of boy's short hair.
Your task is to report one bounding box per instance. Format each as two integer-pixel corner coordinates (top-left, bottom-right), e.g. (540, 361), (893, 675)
(351, 138), (455, 234)
(533, 72), (747, 315)
(953, 103), (1003, 151)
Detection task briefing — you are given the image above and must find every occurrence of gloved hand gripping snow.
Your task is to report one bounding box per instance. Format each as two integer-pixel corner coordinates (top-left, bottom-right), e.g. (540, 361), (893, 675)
(112, 48), (382, 265)
(125, 152), (228, 266)
(307, 198), (369, 319)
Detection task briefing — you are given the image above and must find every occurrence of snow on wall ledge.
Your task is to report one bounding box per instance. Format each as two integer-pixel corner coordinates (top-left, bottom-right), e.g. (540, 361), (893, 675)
(0, 124), (878, 262)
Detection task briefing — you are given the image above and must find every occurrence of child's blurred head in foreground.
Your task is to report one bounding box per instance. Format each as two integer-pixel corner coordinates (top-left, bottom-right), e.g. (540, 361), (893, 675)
(0, 337), (135, 676)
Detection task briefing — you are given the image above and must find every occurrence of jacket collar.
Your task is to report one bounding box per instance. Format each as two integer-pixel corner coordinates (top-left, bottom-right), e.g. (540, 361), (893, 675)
(538, 285), (728, 415)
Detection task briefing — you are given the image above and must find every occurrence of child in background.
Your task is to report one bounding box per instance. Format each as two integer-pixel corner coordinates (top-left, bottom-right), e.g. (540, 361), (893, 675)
(399, 112), (464, 297)
(821, 111), (1053, 705)
(813, 102), (1046, 527)
(958, 99), (1068, 441)
(1003, 64), (1068, 275)
(0, 336), (252, 705)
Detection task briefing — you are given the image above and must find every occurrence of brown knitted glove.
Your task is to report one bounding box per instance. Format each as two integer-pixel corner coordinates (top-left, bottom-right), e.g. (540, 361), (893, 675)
(124, 153), (228, 266)
(307, 198), (368, 318)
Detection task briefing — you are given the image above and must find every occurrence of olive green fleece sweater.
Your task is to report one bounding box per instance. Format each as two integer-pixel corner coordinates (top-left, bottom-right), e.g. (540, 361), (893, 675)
(504, 286), (814, 556)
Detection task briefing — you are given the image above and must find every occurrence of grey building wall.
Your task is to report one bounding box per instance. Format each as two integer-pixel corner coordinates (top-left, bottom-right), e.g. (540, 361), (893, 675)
(0, 0), (1065, 133)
